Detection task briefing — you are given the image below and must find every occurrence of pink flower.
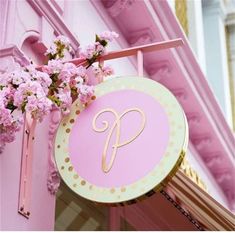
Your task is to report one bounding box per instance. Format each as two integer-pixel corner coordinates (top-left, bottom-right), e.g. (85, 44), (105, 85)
(54, 35), (71, 48)
(58, 63), (77, 82)
(99, 31), (119, 42)
(78, 84), (95, 104)
(80, 44), (96, 59)
(45, 43), (57, 56)
(42, 60), (63, 75)
(102, 65), (114, 76)
(92, 64), (114, 80)
(56, 89), (72, 115)
(26, 95), (52, 122)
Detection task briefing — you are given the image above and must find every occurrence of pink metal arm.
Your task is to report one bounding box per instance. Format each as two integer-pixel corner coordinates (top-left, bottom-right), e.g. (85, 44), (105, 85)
(18, 113), (36, 218)
(37, 38), (183, 70)
(19, 38), (183, 219)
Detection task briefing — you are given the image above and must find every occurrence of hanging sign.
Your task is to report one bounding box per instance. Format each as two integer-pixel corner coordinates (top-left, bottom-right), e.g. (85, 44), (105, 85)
(55, 77), (188, 204)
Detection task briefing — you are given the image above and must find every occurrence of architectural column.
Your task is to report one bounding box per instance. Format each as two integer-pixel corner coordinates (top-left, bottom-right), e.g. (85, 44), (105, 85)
(187, 0), (207, 74)
(227, 25), (235, 131)
(202, 0), (233, 128)
(226, 1), (235, 132)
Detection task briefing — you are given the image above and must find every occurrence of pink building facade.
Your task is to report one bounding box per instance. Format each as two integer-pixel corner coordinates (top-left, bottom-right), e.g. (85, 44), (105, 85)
(0, 0), (234, 230)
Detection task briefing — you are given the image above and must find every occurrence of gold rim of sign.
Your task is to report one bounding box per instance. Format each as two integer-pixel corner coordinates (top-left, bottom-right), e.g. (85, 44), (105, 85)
(55, 76), (188, 205)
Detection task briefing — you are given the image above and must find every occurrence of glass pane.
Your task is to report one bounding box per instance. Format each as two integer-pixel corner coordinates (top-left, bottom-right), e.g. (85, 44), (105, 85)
(55, 181), (109, 231)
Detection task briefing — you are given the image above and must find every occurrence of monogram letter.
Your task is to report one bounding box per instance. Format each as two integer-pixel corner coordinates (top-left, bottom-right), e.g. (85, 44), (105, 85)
(92, 108), (146, 173)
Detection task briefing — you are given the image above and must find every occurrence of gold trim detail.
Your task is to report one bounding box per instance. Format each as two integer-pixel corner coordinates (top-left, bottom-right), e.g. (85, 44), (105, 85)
(180, 158), (207, 192)
(225, 26), (235, 131)
(175, 0), (189, 36)
(55, 76), (189, 205)
(92, 108), (146, 173)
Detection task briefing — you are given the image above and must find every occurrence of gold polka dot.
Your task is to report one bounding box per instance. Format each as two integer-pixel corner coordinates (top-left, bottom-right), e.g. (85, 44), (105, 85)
(121, 187), (126, 192)
(91, 96), (96, 100)
(61, 166), (64, 170)
(63, 123), (66, 127)
(57, 145), (60, 148)
(65, 157), (70, 163)
(73, 184), (77, 188)
(76, 110), (80, 115)
(70, 119), (75, 124)
(68, 166), (73, 171)
(110, 188), (115, 193)
(131, 184), (137, 189)
(81, 180), (86, 186)
(66, 128), (71, 133)
(73, 174), (79, 179)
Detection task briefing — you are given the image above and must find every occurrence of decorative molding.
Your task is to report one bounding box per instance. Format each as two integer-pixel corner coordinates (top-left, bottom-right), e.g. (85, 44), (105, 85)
(128, 28), (154, 46)
(192, 135), (212, 151)
(171, 88), (187, 102)
(50, 0), (64, 15)
(213, 169), (233, 184)
(202, 152), (223, 168)
(202, 0), (227, 20)
(91, 0), (235, 211)
(27, 0), (80, 51)
(47, 106), (61, 195)
(0, 45), (30, 68)
(226, 11), (235, 26)
(186, 112), (201, 129)
(105, 0), (136, 18)
(147, 60), (172, 81)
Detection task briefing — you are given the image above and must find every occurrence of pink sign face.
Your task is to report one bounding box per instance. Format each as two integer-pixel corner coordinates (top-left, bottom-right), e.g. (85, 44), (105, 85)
(55, 77), (187, 204)
(69, 90), (169, 187)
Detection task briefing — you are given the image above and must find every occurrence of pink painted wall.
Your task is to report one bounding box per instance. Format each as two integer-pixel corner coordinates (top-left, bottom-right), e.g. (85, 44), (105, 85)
(1, 0), (234, 230)
(0, 116), (56, 230)
(0, 0), (61, 229)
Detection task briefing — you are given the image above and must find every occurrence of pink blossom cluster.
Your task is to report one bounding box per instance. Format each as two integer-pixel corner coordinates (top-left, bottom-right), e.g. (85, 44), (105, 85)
(99, 31), (119, 42)
(45, 35), (74, 60)
(1, 65), (52, 121)
(0, 105), (23, 152)
(78, 85), (95, 104)
(92, 65), (114, 80)
(0, 65), (52, 150)
(42, 60), (95, 114)
(0, 31), (118, 153)
(80, 31), (119, 66)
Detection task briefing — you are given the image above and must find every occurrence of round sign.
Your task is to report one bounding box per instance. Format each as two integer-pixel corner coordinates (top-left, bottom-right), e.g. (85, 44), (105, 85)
(55, 76), (188, 205)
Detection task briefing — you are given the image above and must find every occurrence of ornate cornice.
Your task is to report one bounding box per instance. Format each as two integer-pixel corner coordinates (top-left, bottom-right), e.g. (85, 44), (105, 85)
(202, 0), (227, 20)
(47, 106), (61, 195)
(0, 45), (30, 67)
(27, 0), (80, 52)
(91, 0), (235, 210)
(104, 0), (136, 18)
